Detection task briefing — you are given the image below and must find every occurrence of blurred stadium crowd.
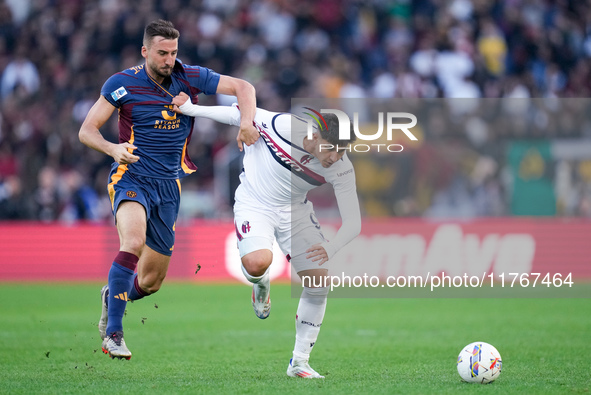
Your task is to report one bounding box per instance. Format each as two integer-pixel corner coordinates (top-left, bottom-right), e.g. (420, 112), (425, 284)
(0, 0), (591, 221)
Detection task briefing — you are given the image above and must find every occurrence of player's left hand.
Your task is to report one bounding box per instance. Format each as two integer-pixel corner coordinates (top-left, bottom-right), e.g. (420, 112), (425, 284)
(306, 243), (329, 266)
(237, 123), (259, 152)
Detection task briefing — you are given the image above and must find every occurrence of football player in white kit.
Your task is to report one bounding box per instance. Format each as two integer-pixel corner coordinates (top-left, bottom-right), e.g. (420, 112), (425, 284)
(172, 92), (361, 379)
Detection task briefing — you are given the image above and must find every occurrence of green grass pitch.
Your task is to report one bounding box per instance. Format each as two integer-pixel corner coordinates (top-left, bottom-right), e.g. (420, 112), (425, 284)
(0, 282), (589, 394)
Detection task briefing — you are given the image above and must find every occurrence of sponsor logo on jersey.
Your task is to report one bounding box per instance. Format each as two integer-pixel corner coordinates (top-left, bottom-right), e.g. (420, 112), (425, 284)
(111, 86), (128, 101)
(126, 191), (137, 198)
(155, 105), (181, 129)
(259, 129), (304, 172)
(257, 125), (326, 186)
(161, 105), (177, 120)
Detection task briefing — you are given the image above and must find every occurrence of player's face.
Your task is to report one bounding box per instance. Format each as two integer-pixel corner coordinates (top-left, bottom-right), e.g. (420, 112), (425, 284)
(142, 37), (178, 82)
(314, 136), (346, 168)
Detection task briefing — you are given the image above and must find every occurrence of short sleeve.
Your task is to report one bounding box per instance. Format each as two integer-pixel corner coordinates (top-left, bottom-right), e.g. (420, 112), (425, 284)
(100, 74), (128, 109)
(182, 64), (220, 95)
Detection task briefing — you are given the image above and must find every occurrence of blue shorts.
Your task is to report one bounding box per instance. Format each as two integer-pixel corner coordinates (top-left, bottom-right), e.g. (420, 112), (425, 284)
(108, 163), (181, 256)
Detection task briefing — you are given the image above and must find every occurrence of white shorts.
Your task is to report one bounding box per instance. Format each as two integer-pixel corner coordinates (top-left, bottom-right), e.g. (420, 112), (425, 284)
(233, 197), (327, 273)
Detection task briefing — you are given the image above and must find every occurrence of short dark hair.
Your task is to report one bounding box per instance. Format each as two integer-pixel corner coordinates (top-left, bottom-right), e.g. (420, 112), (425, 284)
(318, 113), (357, 147)
(143, 19), (180, 47)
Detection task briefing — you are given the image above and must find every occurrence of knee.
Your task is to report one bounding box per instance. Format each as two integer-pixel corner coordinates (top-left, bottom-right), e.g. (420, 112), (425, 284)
(242, 259), (268, 277)
(242, 250), (272, 277)
(121, 235), (145, 255)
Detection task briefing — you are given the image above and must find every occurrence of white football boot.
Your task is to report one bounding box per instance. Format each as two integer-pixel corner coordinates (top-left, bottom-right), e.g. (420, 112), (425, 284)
(102, 331), (132, 360)
(251, 273), (271, 319)
(286, 358), (325, 379)
(98, 285), (108, 340)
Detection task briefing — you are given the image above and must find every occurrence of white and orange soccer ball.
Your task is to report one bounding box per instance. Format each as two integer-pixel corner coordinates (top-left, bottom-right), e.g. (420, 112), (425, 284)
(457, 341), (502, 383)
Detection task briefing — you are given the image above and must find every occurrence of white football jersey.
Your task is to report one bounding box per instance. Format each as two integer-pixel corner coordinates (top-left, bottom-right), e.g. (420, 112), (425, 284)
(178, 101), (361, 259)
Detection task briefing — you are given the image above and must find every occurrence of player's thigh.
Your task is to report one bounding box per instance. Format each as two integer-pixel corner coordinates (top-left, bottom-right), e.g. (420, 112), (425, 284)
(277, 208), (326, 271)
(109, 168), (150, 251)
(234, 204), (277, 258)
(144, 178), (181, 256)
(289, 229), (327, 274)
(115, 201), (147, 251)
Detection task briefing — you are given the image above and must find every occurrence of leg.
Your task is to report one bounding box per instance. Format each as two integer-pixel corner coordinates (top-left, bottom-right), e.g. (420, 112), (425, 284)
(136, 245), (172, 293)
(107, 201), (146, 333)
(102, 201), (146, 359)
(116, 201), (148, 256)
(241, 249), (272, 277)
(241, 249), (273, 319)
(286, 268), (328, 378)
(280, 204), (328, 378)
(233, 200), (278, 318)
(129, 177), (178, 300)
(126, 243), (172, 301)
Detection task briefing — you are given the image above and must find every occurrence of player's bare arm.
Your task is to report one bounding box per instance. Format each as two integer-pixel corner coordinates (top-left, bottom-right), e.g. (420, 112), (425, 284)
(79, 96), (139, 164)
(172, 92), (243, 126)
(216, 75), (258, 151)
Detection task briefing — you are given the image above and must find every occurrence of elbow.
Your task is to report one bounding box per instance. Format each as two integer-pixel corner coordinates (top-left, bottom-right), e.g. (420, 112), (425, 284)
(78, 128), (86, 144)
(353, 221), (362, 238)
(353, 214), (362, 237)
(78, 124), (93, 147)
(237, 78), (255, 97)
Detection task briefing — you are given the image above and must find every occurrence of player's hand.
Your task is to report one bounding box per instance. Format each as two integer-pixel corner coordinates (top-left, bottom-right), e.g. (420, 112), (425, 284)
(111, 143), (139, 164)
(172, 92), (190, 114)
(306, 243), (329, 266)
(236, 123), (259, 152)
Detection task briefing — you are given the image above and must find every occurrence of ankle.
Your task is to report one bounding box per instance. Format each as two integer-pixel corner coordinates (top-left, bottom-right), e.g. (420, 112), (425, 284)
(292, 352), (309, 363)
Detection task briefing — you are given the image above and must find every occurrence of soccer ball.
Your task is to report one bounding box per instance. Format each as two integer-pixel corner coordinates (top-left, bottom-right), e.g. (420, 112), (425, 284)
(456, 341), (502, 383)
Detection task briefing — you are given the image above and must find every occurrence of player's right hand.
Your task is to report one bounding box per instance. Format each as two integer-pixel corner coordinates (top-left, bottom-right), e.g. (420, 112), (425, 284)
(111, 143), (139, 164)
(236, 123), (259, 151)
(172, 92), (190, 113)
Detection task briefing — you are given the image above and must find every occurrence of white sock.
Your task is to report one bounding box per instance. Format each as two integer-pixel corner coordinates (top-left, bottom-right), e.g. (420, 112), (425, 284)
(241, 265), (270, 302)
(293, 287), (329, 362)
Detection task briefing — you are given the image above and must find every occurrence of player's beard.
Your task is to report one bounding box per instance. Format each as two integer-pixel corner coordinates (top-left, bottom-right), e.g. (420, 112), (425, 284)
(149, 62), (173, 80)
